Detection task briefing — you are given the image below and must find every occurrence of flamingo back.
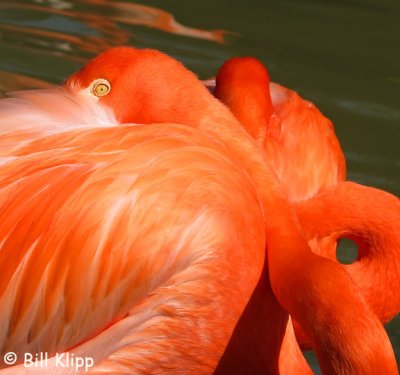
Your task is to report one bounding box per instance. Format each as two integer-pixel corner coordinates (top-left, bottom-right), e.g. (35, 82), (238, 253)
(0, 122), (266, 373)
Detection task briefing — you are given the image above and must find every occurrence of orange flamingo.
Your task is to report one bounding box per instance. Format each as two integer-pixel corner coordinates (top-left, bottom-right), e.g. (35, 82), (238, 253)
(214, 56), (400, 345)
(0, 47), (397, 374)
(214, 56), (346, 202)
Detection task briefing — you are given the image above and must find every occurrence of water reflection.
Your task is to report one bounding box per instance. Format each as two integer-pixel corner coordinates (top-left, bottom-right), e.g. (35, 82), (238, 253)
(0, 70), (52, 97)
(1, 0), (225, 55)
(0, 0), (228, 91)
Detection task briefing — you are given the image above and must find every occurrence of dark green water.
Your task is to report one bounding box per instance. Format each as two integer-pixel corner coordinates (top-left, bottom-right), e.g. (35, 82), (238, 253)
(0, 0), (399, 373)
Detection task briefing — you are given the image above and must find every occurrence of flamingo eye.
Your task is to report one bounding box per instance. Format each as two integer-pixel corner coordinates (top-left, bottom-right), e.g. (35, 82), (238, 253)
(90, 79), (111, 97)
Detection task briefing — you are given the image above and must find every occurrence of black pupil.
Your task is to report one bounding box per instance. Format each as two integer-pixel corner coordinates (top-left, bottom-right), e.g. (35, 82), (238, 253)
(97, 84), (107, 94)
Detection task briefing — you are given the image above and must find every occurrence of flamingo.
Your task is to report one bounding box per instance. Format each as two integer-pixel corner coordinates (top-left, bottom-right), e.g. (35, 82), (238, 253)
(0, 47), (397, 374)
(214, 56), (400, 346)
(214, 56), (346, 202)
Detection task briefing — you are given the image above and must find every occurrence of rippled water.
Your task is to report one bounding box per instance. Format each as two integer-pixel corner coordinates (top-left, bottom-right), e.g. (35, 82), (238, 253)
(0, 0), (399, 373)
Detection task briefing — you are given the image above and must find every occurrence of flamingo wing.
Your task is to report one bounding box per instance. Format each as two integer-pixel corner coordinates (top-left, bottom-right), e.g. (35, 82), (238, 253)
(0, 124), (266, 373)
(269, 83), (346, 201)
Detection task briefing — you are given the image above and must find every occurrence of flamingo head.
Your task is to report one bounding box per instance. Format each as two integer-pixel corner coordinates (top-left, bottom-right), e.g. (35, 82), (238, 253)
(216, 57), (271, 95)
(215, 57), (274, 140)
(64, 46), (212, 126)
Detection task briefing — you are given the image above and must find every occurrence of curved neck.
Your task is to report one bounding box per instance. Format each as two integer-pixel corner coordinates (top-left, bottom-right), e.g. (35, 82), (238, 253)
(195, 95), (398, 374)
(295, 181), (400, 323)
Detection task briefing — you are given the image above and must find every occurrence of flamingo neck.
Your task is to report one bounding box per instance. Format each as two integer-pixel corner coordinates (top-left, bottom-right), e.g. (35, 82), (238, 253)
(215, 269), (312, 375)
(295, 181), (400, 323)
(193, 97), (398, 374)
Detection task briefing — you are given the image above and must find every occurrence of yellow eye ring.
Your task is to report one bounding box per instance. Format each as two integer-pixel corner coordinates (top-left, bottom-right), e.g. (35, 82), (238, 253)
(90, 78), (111, 97)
